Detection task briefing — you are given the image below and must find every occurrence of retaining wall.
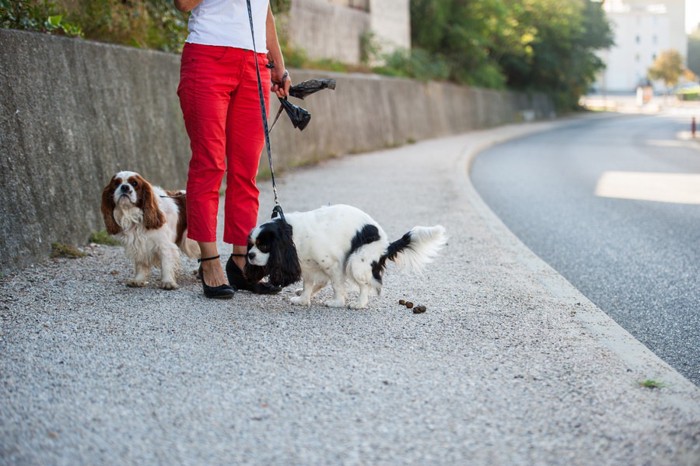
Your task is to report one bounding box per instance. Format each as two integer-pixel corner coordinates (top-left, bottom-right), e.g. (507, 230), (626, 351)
(0, 29), (554, 275)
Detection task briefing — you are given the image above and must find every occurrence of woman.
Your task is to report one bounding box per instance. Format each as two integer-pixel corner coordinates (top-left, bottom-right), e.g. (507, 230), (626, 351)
(174, 0), (291, 299)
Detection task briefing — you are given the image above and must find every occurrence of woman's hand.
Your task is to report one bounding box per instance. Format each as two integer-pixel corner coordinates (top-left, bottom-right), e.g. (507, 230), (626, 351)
(271, 68), (291, 98)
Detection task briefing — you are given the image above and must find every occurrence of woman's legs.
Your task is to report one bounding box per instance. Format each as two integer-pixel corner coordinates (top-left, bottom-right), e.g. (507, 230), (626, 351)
(178, 44), (236, 287)
(179, 45), (270, 287)
(224, 52), (271, 272)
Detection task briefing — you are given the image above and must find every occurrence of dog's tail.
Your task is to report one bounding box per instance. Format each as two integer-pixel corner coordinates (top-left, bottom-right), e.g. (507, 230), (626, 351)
(375, 225), (447, 275)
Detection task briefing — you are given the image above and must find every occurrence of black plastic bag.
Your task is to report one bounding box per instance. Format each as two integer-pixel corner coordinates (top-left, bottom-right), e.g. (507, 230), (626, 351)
(272, 78), (337, 131)
(278, 98), (311, 131)
(289, 78), (336, 100)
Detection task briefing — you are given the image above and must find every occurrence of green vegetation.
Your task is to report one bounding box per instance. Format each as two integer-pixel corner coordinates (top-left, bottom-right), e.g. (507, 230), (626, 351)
(0, 0), (293, 52)
(61, 0), (187, 52)
(1, 0), (613, 110)
(50, 242), (86, 259)
(89, 230), (121, 246)
(374, 48), (451, 82)
(408, 0), (613, 110)
(638, 379), (665, 389)
(0, 0), (188, 51)
(270, 0), (290, 15)
(648, 49), (685, 92)
(675, 84), (700, 101)
(0, 0), (82, 37)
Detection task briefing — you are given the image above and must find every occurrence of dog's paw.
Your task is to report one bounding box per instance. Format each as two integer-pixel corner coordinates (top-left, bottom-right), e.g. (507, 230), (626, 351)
(161, 281), (179, 290)
(126, 279), (147, 288)
(290, 296), (311, 306)
(349, 302), (368, 310)
(324, 298), (346, 308)
(294, 288), (303, 296)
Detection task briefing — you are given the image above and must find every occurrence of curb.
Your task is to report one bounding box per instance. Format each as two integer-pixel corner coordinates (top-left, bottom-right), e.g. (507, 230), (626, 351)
(459, 117), (700, 411)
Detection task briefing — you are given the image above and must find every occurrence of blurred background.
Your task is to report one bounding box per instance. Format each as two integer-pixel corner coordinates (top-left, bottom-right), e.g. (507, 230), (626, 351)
(2, 0), (698, 111)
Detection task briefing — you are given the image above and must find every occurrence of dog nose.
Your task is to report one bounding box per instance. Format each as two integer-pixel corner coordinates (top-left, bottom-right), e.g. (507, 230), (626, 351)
(120, 185), (130, 193)
(248, 252), (256, 260)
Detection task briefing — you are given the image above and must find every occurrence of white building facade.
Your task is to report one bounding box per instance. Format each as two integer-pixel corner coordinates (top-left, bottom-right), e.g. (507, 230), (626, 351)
(595, 0), (686, 92)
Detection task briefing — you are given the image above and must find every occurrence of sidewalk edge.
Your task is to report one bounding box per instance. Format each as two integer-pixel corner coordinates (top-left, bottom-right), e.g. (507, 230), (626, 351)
(458, 117), (700, 413)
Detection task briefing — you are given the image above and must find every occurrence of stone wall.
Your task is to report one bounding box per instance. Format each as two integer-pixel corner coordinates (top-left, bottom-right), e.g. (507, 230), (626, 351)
(368, 0), (410, 58)
(288, 0), (411, 64)
(0, 29), (554, 275)
(286, 0), (410, 65)
(286, 0), (370, 64)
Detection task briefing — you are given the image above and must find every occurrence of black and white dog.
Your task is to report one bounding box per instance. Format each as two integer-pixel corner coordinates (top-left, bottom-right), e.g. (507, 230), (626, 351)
(245, 204), (446, 309)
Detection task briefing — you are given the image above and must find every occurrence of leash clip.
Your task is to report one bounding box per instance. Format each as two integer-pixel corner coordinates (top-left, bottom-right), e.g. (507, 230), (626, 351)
(271, 204), (285, 220)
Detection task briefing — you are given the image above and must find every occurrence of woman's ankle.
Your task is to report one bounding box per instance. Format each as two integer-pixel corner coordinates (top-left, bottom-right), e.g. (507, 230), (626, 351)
(231, 247), (247, 271)
(201, 259), (227, 285)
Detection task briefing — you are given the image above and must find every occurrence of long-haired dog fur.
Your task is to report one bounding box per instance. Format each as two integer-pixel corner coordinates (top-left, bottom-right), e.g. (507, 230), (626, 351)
(101, 170), (199, 289)
(245, 204), (446, 309)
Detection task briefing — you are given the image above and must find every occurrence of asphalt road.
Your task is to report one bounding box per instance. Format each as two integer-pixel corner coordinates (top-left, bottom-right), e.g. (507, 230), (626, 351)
(471, 112), (700, 386)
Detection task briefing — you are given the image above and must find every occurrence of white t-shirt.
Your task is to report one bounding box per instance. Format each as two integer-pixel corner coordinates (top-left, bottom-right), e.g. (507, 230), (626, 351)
(186, 0), (269, 53)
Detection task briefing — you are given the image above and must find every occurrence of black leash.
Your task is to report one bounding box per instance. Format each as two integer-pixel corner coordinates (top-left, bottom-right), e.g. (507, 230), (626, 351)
(246, 0), (285, 221)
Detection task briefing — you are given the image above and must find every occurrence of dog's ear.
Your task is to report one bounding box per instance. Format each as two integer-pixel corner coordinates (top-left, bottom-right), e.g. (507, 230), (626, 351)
(139, 177), (165, 230)
(267, 221), (302, 287)
(101, 179), (121, 235)
(244, 262), (269, 284)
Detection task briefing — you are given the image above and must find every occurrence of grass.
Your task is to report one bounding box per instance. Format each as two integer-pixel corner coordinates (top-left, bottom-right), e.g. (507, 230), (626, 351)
(50, 242), (86, 259)
(89, 230), (121, 246)
(639, 379), (665, 389)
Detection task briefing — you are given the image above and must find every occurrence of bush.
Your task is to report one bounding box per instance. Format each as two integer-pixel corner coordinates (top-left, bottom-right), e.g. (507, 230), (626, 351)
(373, 48), (450, 82)
(0, 0), (188, 52)
(675, 85), (700, 101)
(59, 0), (188, 52)
(0, 0), (82, 37)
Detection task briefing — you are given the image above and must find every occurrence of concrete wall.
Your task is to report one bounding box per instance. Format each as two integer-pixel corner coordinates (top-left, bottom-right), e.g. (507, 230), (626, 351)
(287, 0), (369, 64)
(0, 29), (554, 275)
(369, 0), (411, 57)
(287, 0), (410, 65)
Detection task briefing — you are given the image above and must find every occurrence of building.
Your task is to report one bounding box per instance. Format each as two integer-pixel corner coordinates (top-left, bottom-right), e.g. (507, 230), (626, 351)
(595, 0), (686, 93)
(285, 0), (410, 65)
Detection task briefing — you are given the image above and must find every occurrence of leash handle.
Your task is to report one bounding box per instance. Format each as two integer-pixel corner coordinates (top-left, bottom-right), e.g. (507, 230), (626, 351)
(246, 0), (284, 220)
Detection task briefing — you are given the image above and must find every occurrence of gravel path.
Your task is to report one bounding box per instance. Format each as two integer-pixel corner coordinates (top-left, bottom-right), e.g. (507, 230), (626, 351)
(2, 120), (699, 465)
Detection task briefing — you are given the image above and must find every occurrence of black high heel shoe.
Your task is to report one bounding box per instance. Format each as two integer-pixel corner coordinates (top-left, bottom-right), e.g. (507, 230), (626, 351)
(226, 254), (281, 295)
(198, 255), (236, 299)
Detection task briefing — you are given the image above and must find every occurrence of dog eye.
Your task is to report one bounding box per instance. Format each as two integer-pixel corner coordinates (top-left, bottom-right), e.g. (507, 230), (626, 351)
(130, 181), (138, 187)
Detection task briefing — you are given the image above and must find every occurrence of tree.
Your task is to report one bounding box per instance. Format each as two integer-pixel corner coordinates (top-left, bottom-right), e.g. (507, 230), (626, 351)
(410, 0), (532, 88)
(499, 0), (613, 109)
(409, 0), (613, 110)
(648, 49), (685, 91)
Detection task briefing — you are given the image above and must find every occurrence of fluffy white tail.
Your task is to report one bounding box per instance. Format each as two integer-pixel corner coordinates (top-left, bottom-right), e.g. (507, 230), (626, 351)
(381, 225), (447, 272)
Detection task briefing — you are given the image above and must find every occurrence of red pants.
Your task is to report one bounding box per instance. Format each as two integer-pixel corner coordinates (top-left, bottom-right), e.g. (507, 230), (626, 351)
(177, 42), (270, 245)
